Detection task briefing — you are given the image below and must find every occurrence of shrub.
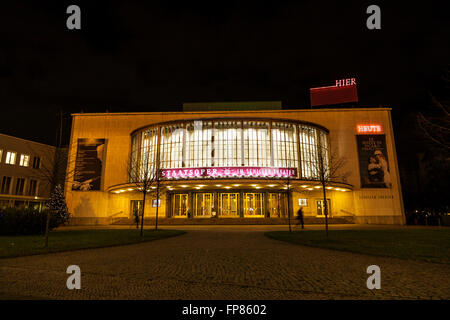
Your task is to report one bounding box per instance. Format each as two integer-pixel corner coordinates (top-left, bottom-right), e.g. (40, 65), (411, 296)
(0, 207), (64, 235)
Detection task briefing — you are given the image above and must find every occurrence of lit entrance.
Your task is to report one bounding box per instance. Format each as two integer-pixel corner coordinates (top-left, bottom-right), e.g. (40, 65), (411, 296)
(268, 193), (285, 218)
(194, 193), (214, 217)
(173, 194), (188, 217)
(130, 200), (143, 219)
(244, 193), (264, 217)
(219, 193), (239, 216)
(316, 199), (331, 216)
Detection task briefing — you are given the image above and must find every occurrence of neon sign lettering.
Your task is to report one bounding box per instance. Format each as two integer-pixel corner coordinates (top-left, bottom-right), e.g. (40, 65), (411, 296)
(160, 167), (297, 179)
(336, 78), (356, 87)
(356, 124), (383, 134)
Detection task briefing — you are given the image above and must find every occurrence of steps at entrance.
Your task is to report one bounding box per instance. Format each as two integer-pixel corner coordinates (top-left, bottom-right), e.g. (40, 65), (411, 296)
(111, 217), (354, 225)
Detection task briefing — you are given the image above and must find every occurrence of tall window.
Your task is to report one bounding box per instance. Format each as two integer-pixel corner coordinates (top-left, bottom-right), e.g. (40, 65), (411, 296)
(5, 151), (16, 165)
(271, 122), (298, 168)
(1, 176), (11, 194)
(28, 179), (37, 196)
(160, 124), (183, 169)
(214, 121), (241, 166)
(299, 125), (319, 179)
(32, 156), (41, 169)
(243, 121), (271, 167)
(185, 121), (213, 167)
(15, 178), (25, 195)
(19, 154), (30, 167)
(0, 149), (3, 163)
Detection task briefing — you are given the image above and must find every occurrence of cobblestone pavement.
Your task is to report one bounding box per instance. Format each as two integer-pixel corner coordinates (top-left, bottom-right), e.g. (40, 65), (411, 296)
(1, 228), (449, 299)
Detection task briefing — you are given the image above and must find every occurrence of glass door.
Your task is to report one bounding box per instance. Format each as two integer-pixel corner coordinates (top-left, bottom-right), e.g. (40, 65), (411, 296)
(268, 193), (285, 218)
(173, 194), (188, 217)
(244, 193), (265, 217)
(219, 193), (239, 216)
(194, 193), (213, 217)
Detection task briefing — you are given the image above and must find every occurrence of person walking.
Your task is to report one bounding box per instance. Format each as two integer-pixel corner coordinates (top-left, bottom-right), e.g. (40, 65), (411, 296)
(297, 207), (304, 229)
(133, 208), (140, 229)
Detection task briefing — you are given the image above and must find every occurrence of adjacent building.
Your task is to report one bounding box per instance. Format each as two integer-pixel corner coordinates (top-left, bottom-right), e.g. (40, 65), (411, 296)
(0, 134), (61, 211)
(65, 102), (405, 225)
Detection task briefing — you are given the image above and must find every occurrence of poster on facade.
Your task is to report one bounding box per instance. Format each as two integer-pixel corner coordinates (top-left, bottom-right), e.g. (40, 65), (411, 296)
(72, 139), (106, 191)
(356, 134), (391, 188)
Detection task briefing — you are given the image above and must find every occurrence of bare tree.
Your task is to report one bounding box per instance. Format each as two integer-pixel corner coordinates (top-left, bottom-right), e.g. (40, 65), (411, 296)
(26, 143), (74, 247)
(127, 143), (162, 236)
(417, 93), (450, 150)
(313, 147), (350, 238)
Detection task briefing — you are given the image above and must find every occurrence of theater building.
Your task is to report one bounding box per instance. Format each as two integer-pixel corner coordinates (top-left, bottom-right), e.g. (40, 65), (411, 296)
(65, 102), (405, 225)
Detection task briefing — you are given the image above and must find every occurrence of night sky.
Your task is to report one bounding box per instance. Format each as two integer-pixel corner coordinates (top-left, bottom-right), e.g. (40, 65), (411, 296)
(1, 1), (448, 147)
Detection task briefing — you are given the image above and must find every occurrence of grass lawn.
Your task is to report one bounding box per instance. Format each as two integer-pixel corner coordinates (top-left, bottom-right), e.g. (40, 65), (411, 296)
(265, 228), (450, 264)
(0, 229), (185, 259)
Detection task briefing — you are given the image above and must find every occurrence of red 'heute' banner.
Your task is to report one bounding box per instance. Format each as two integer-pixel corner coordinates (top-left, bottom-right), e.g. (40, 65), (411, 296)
(310, 84), (358, 107)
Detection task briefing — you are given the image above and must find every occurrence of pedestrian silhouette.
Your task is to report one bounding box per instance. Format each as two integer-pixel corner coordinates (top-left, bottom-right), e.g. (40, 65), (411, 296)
(297, 207), (304, 229)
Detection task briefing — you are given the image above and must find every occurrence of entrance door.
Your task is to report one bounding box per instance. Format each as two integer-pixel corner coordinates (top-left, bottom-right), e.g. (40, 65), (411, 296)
(219, 193), (239, 216)
(316, 199), (331, 216)
(268, 193), (285, 218)
(194, 193), (213, 217)
(244, 193), (264, 217)
(173, 194), (188, 217)
(130, 200), (143, 219)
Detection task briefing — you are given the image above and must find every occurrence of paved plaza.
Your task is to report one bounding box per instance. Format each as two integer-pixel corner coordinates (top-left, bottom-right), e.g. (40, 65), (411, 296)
(0, 226), (448, 299)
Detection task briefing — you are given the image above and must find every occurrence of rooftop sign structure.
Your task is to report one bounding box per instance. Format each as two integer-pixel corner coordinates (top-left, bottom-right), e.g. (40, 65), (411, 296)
(182, 101), (282, 111)
(310, 78), (358, 107)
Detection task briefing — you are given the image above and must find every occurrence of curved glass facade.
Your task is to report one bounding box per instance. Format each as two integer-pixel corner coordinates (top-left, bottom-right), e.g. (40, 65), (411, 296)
(130, 118), (329, 181)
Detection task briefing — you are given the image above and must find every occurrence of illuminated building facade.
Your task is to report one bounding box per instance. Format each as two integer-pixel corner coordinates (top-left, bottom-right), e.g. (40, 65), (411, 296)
(65, 103), (405, 225)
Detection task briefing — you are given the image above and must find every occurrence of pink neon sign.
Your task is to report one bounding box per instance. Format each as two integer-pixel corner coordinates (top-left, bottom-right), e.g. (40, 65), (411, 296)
(160, 167), (297, 179)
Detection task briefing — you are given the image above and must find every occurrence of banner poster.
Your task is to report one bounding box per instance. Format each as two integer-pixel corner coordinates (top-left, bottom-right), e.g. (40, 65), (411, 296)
(356, 134), (392, 188)
(72, 138), (106, 191)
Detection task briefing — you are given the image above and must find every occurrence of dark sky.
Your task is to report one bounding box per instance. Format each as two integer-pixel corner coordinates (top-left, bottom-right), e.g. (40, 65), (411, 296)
(0, 1), (449, 145)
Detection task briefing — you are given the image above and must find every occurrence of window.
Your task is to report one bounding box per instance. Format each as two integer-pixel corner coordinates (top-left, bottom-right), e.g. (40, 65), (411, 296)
(32, 156), (41, 169)
(19, 154), (30, 167)
(194, 193), (213, 217)
(219, 193), (239, 216)
(15, 178), (25, 195)
(172, 194), (188, 217)
(243, 121), (271, 167)
(1, 176), (12, 194)
(5, 151), (16, 165)
(0, 149), (3, 163)
(243, 193), (265, 217)
(214, 121), (242, 167)
(28, 179), (37, 196)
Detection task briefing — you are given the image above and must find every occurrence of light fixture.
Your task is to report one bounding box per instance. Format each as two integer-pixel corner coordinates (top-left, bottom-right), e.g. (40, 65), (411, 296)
(307, 188), (314, 191)
(181, 185), (188, 188)
(216, 184), (222, 187)
(224, 186), (231, 189)
(326, 186), (333, 190)
(268, 184), (276, 187)
(127, 188), (133, 191)
(314, 186), (321, 189)
(233, 184), (241, 187)
(301, 185), (308, 188)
